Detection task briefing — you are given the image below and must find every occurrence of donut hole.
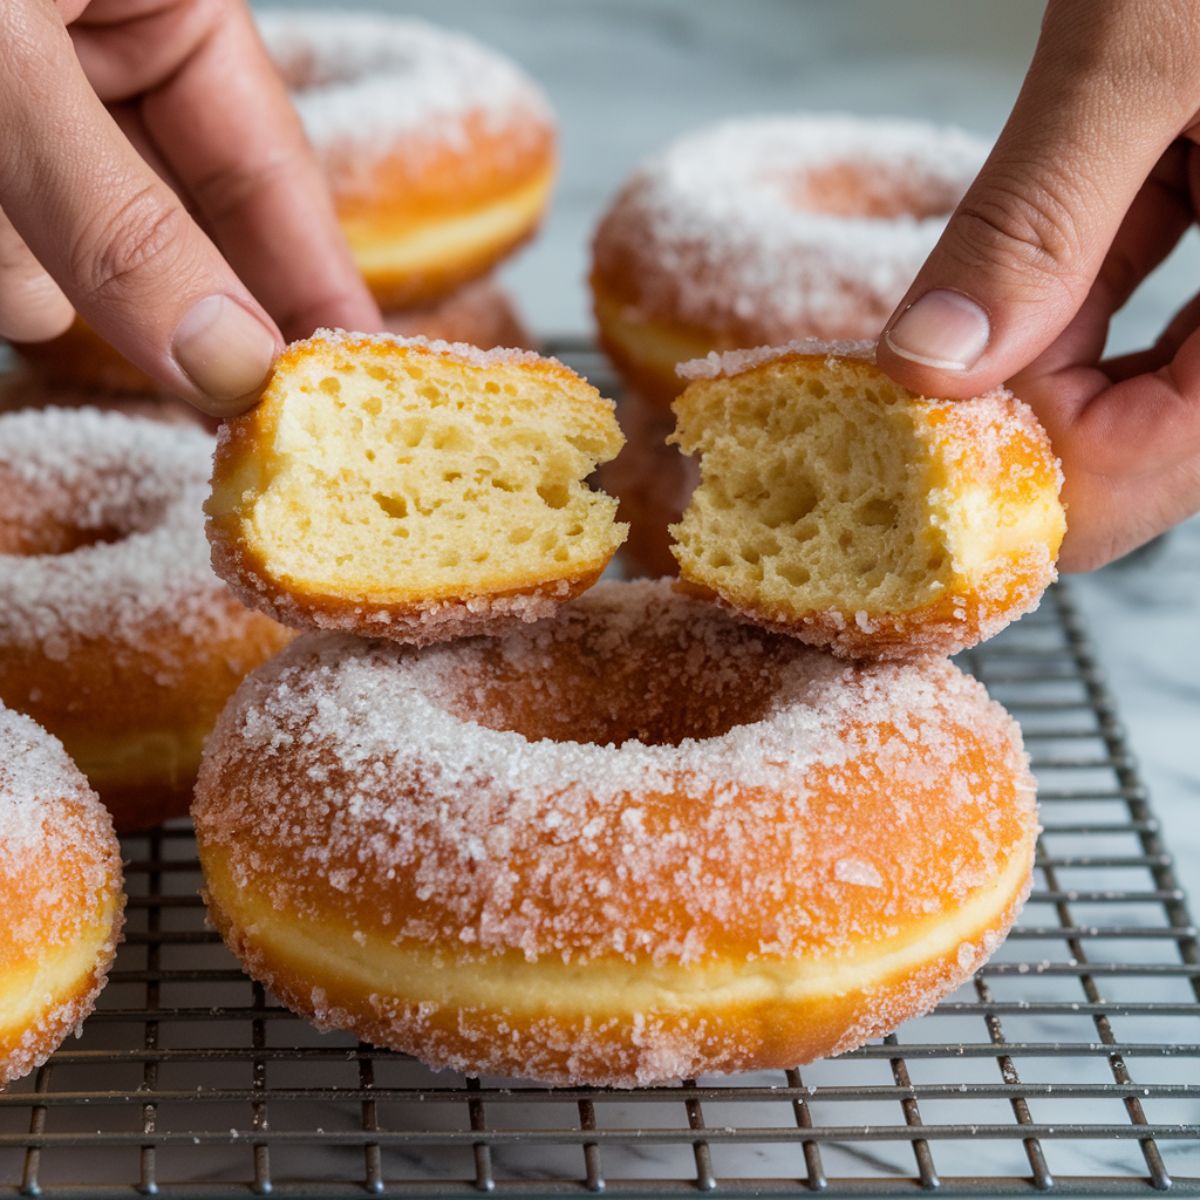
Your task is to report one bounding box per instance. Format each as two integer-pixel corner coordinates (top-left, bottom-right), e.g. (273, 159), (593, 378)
(0, 484), (170, 557)
(782, 162), (962, 221)
(443, 605), (785, 747)
(671, 358), (955, 614)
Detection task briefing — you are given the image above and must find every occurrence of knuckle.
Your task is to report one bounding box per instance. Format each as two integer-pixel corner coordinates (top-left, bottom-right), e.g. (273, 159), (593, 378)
(71, 186), (192, 305)
(190, 153), (299, 229)
(948, 174), (1088, 301)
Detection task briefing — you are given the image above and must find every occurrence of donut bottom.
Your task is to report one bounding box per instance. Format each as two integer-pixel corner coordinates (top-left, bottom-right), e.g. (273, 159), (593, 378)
(200, 840), (1033, 1088)
(63, 724), (209, 832)
(0, 893), (122, 1086)
(593, 281), (722, 408)
(349, 168), (554, 309)
(600, 394), (696, 578)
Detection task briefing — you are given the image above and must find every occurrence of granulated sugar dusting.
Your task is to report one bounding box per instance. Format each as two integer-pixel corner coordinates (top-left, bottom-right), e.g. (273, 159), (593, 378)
(257, 11), (552, 150)
(196, 579), (1037, 970)
(305, 328), (558, 373)
(594, 114), (986, 341)
(0, 705), (124, 1085)
(0, 407), (237, 670)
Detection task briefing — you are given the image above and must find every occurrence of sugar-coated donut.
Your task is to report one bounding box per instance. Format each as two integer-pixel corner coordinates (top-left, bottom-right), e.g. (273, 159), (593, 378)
(194, 579), (1037, 1088)
(670, 341), (1066, 659)
(381, 277), (535, 350)
(7, 320), (163, 398)
(0, 362), (208, 427)
(592, 115), (985, 405)
(600, 392), (695, 577)
(0, 705), (123, 1086)
(0, 408), (293, 831)
(206, 331), (626, 645)
(259, 11), (556, 308)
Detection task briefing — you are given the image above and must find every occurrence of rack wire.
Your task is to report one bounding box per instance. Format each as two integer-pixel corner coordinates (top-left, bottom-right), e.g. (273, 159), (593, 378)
(1, 341), (1197, 1196)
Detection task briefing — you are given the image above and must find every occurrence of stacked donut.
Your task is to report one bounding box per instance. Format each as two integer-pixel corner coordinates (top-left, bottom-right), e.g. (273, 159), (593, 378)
(592, 114), (986, 576)
(192, 326), (1059, 1088)
(5, 11), (554, 396)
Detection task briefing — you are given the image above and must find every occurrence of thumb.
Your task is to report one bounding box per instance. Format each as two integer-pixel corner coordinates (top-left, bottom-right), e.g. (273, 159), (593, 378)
(877, 0), (1188, 399)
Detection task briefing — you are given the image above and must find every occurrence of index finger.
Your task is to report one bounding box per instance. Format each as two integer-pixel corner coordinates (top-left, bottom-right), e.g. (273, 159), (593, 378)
(73, 0), (380, 339)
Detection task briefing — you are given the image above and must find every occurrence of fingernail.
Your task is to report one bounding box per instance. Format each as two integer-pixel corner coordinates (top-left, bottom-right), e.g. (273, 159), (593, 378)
(885, 289), (990, 371)
(172, 295), (278, 412)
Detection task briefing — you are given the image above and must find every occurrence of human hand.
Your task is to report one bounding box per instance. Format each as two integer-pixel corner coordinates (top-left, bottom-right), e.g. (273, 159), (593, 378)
(0, 0), (380, 416)
(877, 0), (1200, 571)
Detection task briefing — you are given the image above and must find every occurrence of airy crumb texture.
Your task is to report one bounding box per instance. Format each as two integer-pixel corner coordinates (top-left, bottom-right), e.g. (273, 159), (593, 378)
(670, 344), (1066, 658)
(207, 332), (627, 642)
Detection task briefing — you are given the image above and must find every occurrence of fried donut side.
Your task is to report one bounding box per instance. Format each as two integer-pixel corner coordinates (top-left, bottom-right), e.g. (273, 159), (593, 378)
(195, 579), (1037, 1087)
(0, 706), (124, 1086)
(259, 11), (556, 308)
(591, 114), (985, 406)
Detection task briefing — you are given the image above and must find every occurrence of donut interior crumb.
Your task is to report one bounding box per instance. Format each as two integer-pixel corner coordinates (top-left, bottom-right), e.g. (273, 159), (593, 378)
(207, 340), (626, 603)
(668, 353), (1058, 619)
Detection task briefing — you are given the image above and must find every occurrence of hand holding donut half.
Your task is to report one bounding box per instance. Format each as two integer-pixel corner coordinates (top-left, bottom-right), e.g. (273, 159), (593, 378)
(192, 328), (1060, 1085)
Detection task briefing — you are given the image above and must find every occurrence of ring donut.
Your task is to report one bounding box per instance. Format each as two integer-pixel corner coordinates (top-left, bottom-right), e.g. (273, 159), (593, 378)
(260, 10), (556, 308)
(591, 114), (985, 405)
(0, 407), (292, 830)
(0, 705), (123, 1086)
(195, 579), (1037, 1087)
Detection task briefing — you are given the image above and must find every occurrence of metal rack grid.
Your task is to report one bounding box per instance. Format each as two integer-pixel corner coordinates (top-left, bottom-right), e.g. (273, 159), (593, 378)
(1, 342), (1197, 1196)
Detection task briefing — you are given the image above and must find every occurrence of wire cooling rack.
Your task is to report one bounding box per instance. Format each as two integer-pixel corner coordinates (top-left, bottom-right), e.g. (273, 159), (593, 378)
(1, 341), (1197, 1197)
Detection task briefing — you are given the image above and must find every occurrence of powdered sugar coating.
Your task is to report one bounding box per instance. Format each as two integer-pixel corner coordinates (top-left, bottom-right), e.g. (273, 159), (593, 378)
(0, 408), (233, 668)
(593, 115), (986, 343)
(256, 11), (551, 161)
(0, 706), (123, 1086)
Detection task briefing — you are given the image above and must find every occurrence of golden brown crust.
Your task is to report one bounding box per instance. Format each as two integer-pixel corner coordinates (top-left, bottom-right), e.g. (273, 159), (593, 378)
(670, 349), (1066, 659)
(210, 526), (605, 646)
(203, 862), (1029, 1088)
(0, 604), (293, 831)
(590, 117), (984, 404)
(673, 554), (1054, 660)
(0, 408), (292, 831)
(0, 710), (125, 1085)
(345, 136), (555, 308)
(195, 580), (1037, 1085)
